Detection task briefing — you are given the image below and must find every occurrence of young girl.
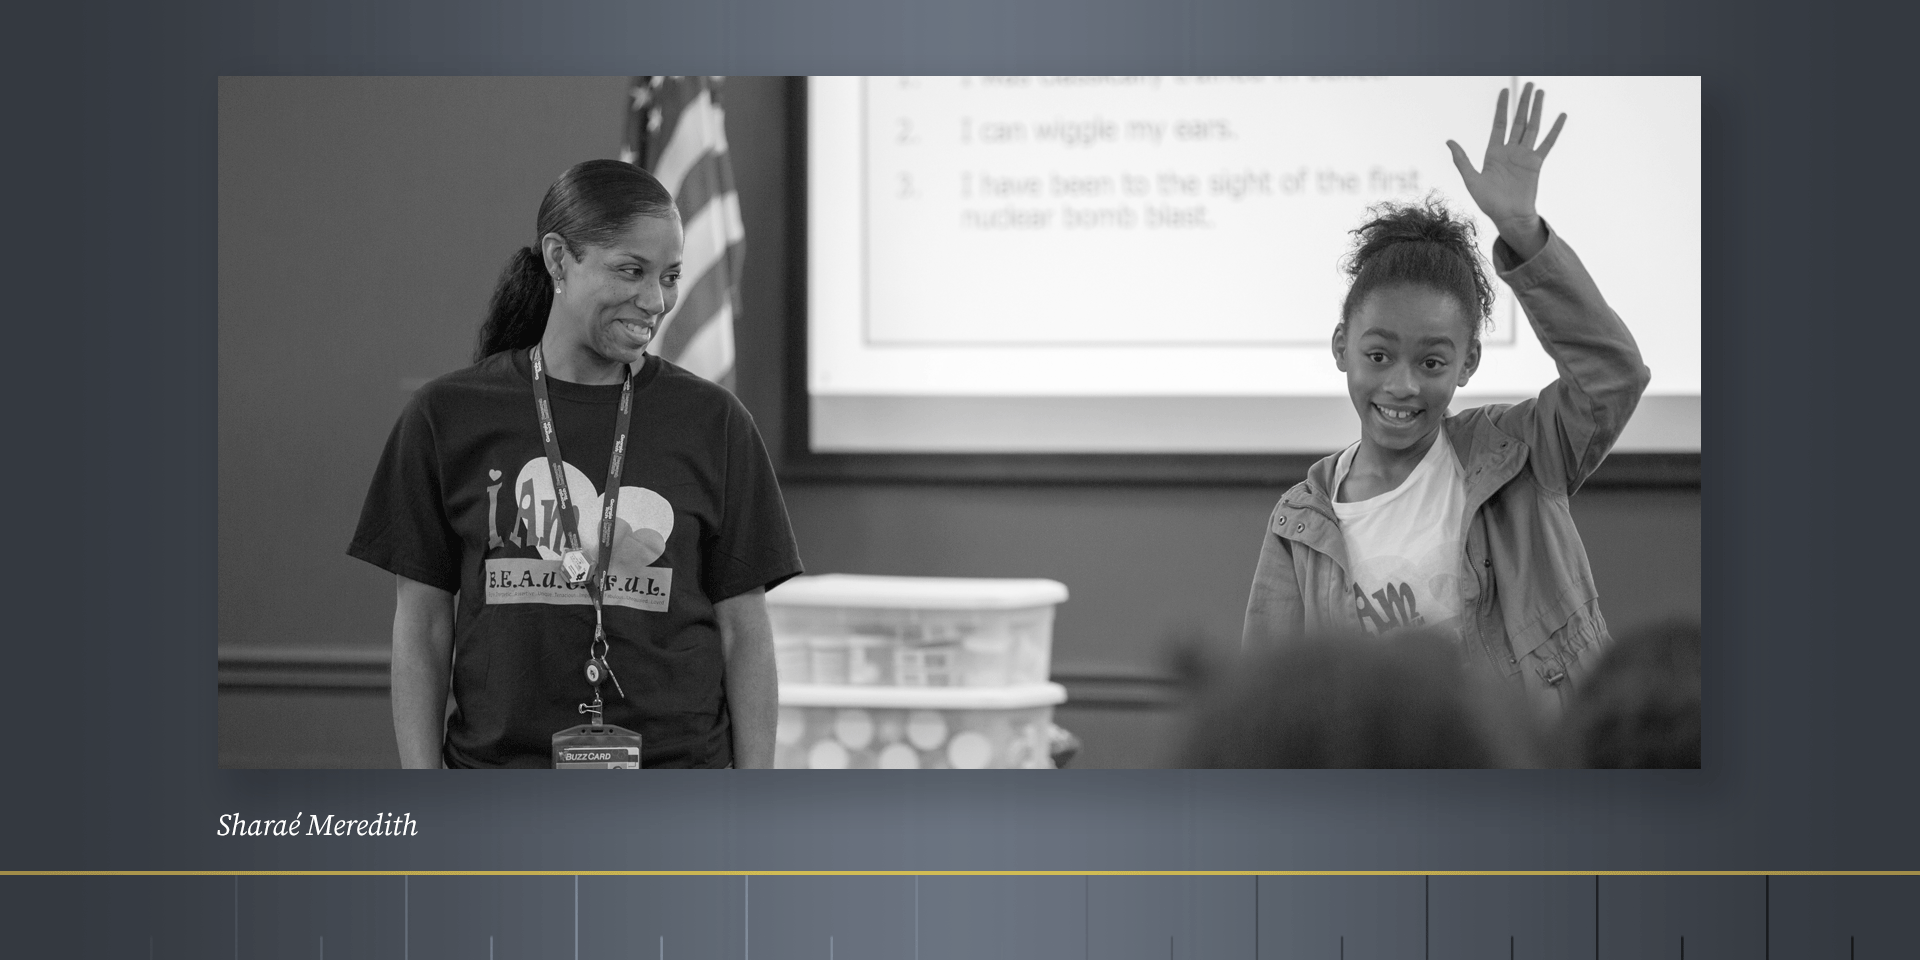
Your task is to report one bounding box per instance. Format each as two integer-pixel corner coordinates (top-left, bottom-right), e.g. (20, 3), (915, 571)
(1242, 84), (1651, 714)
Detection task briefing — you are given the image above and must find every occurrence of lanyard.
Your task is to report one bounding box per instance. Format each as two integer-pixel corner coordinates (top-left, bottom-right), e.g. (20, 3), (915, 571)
(529, 345), (634, 708)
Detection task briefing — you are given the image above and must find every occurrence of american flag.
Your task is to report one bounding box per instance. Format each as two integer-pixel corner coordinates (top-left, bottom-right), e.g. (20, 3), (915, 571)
(622, 76), (745, 389)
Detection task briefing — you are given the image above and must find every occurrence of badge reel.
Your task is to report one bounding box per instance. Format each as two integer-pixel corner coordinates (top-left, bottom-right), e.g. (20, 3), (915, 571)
(552, 620), (644, 769)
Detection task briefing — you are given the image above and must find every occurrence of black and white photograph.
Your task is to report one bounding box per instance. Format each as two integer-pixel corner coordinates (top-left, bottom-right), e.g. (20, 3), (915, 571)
(217, 75), (1701, 770)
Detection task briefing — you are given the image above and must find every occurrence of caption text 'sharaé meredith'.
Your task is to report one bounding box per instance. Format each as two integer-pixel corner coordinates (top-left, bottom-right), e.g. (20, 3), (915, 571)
(215, 812), (418, 837)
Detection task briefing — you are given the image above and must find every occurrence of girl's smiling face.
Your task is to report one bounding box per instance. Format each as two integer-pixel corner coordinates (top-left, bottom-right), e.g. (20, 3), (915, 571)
(1334, 284), (1481, 460)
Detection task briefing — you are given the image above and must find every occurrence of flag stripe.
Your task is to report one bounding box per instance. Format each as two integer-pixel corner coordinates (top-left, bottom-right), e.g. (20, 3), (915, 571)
(654, 92), (726, 194)
(673, 191), (745, 303)
(673, 301), (735, 384)
(659, 239), (745, 359)
(673, 148), (738, 226)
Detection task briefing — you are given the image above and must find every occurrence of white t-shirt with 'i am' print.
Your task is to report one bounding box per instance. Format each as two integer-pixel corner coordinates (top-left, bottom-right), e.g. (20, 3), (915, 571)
(1330, 426), (1469, 638)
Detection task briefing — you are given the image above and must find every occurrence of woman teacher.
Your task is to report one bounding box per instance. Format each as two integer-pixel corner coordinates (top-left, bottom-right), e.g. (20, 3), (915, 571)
(350, 159), (802, 768)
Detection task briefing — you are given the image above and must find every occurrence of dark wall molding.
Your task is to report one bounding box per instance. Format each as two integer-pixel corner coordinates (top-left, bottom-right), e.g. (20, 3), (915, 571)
(217, 647), (1182, 710)
(218, 647), (391, 690)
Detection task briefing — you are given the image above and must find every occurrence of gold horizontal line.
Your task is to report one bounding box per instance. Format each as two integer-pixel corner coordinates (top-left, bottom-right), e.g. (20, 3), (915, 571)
(4, 870), (1918, 877)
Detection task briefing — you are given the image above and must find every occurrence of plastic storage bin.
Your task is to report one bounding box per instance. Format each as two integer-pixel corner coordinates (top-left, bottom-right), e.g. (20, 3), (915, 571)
(767, 575), (1068, 687)
(774, 683), (1068, 769)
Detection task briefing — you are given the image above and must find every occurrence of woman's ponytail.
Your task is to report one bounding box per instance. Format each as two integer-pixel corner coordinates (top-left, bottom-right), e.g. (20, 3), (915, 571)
(474, 246), (554, 362)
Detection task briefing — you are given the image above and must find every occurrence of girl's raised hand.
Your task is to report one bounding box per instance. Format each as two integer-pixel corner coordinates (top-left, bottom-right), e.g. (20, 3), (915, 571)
(1446, 83), (1565, 259)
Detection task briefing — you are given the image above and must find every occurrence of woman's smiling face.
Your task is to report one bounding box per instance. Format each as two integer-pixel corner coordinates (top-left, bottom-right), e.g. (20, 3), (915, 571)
(1334, 284), (1481, 458)
(548, 213), (684, 372)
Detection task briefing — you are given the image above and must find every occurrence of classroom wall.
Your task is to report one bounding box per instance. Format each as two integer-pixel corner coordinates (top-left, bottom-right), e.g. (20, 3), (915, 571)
(217, 77), (1700, 768)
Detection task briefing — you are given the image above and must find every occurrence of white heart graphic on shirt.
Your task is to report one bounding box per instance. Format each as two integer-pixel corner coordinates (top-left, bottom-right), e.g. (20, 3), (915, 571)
(512, 459), (674, 568)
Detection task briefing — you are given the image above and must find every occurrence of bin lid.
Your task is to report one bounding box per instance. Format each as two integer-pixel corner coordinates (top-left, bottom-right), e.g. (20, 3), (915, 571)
(778, 682), (1067, 709)
(767, 574), (1068, 610)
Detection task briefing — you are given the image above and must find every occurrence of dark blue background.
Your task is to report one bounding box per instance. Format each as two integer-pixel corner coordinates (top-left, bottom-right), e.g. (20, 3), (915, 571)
(4, 0), (1905, 908)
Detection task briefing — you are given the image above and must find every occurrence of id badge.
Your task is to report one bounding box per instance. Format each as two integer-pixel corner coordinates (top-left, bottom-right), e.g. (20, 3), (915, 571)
(552, 724), (643, 769)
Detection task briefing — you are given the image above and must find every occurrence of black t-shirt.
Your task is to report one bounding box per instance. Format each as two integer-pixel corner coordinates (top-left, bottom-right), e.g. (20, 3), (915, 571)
(349, 349), (803, 768)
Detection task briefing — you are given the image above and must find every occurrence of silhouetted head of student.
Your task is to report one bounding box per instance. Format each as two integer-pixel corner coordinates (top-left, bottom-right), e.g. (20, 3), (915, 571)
(1179, 629), (1513, 768)
(1560, 620), (1701, 768)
